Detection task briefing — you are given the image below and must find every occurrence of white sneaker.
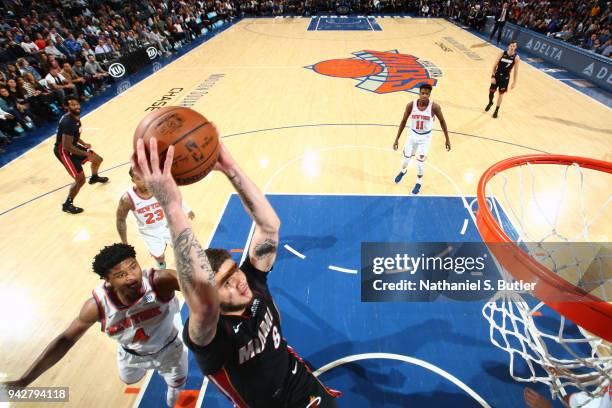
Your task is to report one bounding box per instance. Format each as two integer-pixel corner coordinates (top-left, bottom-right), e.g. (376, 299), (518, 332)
(166, 386), (181, 407)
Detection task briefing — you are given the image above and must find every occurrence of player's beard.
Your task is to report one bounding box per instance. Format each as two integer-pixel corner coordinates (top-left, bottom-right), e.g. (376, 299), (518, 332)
(220, 293), (254, 313)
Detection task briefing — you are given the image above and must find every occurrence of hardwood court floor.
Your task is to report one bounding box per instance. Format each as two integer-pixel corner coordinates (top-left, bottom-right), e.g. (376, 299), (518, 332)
(0, 17), (609, 407)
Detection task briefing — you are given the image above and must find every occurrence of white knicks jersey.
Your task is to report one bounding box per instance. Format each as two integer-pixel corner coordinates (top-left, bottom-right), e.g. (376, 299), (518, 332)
(92, 269), (180, 354)
(125, 188), (168, 233)
(408, 99), (435, 137)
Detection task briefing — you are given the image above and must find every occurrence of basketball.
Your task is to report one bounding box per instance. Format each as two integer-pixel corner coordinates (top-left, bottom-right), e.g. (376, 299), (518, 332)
(133, 106), (220, 186)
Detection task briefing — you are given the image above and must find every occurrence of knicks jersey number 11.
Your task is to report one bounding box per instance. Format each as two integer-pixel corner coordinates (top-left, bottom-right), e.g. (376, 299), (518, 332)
(409, 100), (434, 135)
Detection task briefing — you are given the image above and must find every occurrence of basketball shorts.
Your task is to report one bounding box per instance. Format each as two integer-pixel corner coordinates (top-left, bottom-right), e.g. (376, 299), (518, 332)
(54, 145), (90, 179)
(491, 74), (510, 93)
(140, 227), (173, 258)
(403, 132), (432, 159)
(283, 346), (341, 408)
(117, 333), (188, 388)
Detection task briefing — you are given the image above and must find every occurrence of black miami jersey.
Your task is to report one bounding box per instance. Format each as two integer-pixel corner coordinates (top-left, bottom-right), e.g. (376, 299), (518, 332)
(55, 113), (82, 149)
(183, 258), (340, 407)
(495, 51), (517, 78)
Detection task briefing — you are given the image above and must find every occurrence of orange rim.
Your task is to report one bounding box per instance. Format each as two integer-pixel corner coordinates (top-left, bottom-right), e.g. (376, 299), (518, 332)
(476, 154), (612, 342)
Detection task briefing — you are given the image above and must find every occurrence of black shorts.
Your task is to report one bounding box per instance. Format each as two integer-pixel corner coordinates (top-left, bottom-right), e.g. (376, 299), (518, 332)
(491, 74), (510, 93)
(54, 144), (89, 178)
(282, 347), (341, 408)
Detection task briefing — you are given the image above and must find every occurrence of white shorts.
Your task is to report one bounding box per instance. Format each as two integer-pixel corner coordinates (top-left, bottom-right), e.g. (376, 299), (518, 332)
(117, 334), (188, 388)
(403, 132), (432, 159)
(140, 228), (173, 258)
(570, 389), (612, 408)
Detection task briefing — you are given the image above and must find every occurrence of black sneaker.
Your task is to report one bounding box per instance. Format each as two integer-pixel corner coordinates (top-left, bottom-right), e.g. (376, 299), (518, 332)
(485, 102), (493, 112)
(493, 111), (499, 118)
(89, 175), (109, 184)
(62, 202), (84, 214)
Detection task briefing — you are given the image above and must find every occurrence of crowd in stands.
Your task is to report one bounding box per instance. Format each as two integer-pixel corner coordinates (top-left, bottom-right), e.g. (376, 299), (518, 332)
(445, 0), (611, 56)
(0, 0), (609, 151)
(0, 0), (237, 149)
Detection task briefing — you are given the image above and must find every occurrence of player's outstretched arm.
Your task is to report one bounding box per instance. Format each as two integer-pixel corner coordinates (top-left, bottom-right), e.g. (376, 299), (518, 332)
(432, 103), (451, 151)
(116, 194), (132, 244)
(213, 141), (281, 272)
(133, 138), (219, 348)
(1, 299), (98, 388)
(393, 101), (413, 151)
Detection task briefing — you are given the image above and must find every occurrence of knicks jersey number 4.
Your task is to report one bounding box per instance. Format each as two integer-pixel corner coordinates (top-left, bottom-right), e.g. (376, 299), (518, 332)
(92, 268), (180, 354)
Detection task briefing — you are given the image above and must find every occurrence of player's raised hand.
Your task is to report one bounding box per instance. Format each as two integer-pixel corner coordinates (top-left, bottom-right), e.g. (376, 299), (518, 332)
(212, 138), (237, 175)
(132, 137), (182, 210)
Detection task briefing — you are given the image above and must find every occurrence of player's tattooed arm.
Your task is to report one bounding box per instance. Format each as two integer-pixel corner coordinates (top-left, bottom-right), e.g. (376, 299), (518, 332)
(116, 194), (132, 244)
(149, 185), (172, 209)
(226, 168), (261, 225)
(213, 143), (281, 272)
(133, 138), (219, 346)
(254, 238), (278, 261)
(226, 166), (280, 272)
(172, 226), (215, 288)
(171, 224), (219, 346)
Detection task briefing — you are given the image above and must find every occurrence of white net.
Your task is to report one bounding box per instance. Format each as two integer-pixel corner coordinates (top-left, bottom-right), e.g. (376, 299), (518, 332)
(478, 159), (612, 405)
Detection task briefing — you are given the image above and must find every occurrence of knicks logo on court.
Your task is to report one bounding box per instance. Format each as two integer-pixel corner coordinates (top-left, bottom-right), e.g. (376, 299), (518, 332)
(305, 50), (442, 94)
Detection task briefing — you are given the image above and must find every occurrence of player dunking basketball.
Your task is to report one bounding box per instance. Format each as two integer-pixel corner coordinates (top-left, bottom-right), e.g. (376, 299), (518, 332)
(485, 41), (520, 118)
(116, 167), (195, 270)
(53, 96), (108, 214)
(1, 244), (188, 407)
(133, 135), (342, 407)
(393, 84), (451, 195)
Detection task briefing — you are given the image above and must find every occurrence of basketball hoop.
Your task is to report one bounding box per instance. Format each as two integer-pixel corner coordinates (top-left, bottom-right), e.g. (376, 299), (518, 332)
(475, 154), (612, 403)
